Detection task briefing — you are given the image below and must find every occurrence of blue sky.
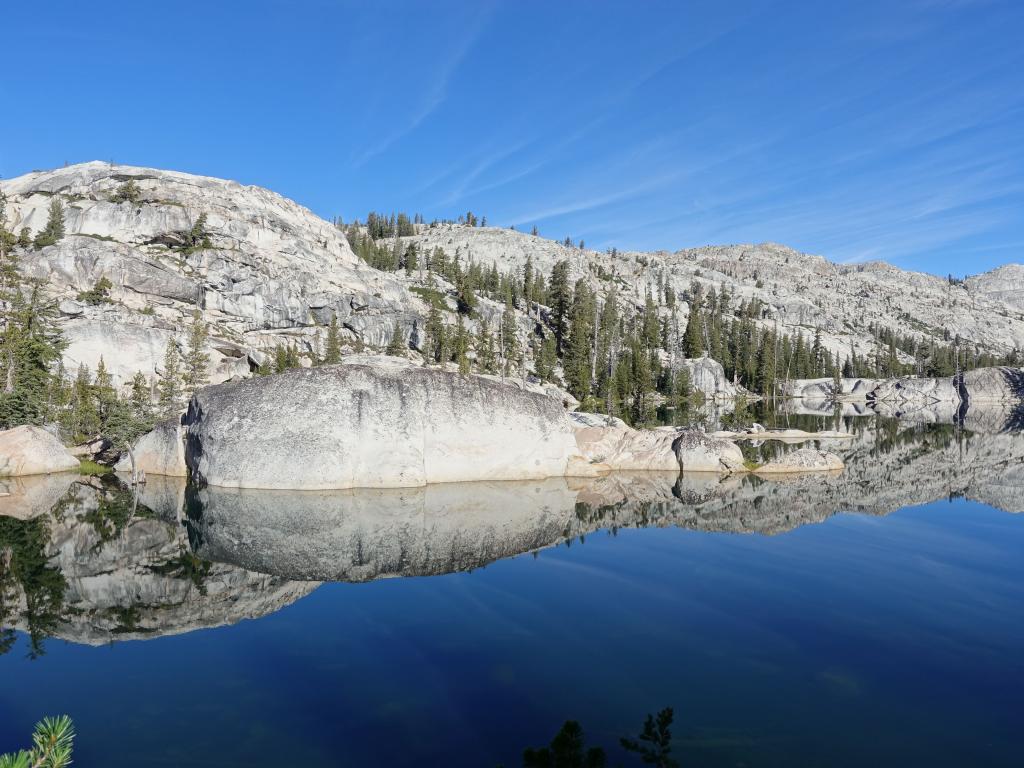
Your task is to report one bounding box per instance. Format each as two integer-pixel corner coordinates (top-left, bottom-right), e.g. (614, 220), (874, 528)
(2, 1), (1021, 276)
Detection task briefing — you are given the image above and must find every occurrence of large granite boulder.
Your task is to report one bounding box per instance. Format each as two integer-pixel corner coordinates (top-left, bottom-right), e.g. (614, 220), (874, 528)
(184, 359), (580, 490)
(962, 367), (1024, 403)
(671, 430), (745, 473)
(114, 418), (187, 477)
(678, 356), (743, 400)
(868, 376), (959, 404)
(0, 425), (79, 477)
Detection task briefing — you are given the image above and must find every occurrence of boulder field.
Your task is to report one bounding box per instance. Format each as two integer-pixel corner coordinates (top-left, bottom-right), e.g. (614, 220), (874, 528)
(119, 357), (841, 490)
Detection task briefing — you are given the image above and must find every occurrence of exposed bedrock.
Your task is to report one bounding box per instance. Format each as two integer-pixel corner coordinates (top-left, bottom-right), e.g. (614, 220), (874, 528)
(183, 359), (580, 489)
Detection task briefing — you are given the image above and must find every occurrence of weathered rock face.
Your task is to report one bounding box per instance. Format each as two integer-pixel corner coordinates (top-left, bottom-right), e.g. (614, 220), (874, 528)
(961, 367), (1024, 403)
(0, 163), (418, 387)
(868, 376), (960, 405)
(965, 264), (1024, 312)
(114, 418), (187, 477)
(755, 448), (844, 474)
(671, 430), (745, 472)
(0, 426), (79, 477)
(570, 413), (678, 471)
(678, 356), (745, 401)
(3, 163), (1023, 400)
(184, 359), (579, 489)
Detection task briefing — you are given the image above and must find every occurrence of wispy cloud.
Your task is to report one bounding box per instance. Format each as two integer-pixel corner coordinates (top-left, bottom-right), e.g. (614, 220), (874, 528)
(350, 4), (494, 168)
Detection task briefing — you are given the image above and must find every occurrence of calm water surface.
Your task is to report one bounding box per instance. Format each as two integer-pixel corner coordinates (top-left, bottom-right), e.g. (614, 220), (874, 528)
(2, 423), (1023, 767)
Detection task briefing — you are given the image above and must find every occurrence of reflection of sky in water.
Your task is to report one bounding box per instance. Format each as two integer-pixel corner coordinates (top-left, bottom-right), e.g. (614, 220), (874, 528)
(2, 494), (1022, 767)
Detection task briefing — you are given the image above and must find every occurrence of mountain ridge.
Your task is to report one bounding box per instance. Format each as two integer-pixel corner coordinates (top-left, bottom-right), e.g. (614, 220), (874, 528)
(1, 162), (1022, 392)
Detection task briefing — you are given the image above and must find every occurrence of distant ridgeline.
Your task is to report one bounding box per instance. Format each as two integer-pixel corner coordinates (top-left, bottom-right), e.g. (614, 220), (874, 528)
(1, 163), (1022, 445)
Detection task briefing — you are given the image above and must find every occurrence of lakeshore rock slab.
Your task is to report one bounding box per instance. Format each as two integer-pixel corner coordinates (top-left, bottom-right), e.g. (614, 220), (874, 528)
(570, 413), (679, 471)
(0, 425), (80, 477)
(114, 418), (187, 477)
(672, 430), (745, 473)
(184, 360), (580, 489)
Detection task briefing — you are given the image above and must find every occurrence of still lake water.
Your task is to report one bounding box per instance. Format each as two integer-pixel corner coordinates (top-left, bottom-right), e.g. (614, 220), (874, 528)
(2, 421), (1023, 767)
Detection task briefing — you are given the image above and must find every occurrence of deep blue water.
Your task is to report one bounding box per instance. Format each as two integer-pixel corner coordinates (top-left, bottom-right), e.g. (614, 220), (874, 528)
(2, 494), (1022, 767)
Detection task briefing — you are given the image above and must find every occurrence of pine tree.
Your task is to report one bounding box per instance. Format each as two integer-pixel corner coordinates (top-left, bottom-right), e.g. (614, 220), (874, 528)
(69, 365), (99, 440)
(564, 280), (595, 401)
(403, 244), (418, 276)
(0, 281), (66, 429)
(641, 291), (659, 348)
(33, 199), (66, 249)
(475, 318), (497, 373)
(500, 302), (520, 371)
(110, 179), (142, 204)
(454, 316), (470, 374)
(683, 283), (704, 358)
(386, 321), (406, 356)
(93, 356), (117, 431)
(324, 315), (342, 364)
(157, 338), (182, 418)
(182, 312), (209, 392)
(548, 260), (572, 353)
(535, 335), (558, 382)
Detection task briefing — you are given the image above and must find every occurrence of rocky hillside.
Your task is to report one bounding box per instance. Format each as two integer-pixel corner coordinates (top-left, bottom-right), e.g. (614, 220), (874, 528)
(0, 162), (420, 385)
(400, 226), (1024, 360)
(2, 162), (1023, 390)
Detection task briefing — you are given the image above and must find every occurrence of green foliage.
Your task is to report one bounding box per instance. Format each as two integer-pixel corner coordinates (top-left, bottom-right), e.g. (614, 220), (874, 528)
(182, 312), (209, 392)
(454, 316), (470, 374)
(0, 515), (67, 659)
(157, 339), (183, 419)
(409, 286), (447, 311)
(519, 708), (677, 768)
(324, 315), (342, 364)
(534, 335), (558, 383)
(620, 707), (678, 767)
(76, 276), (113, 305)
(178, 213), (212, 254)
(0, 715), (75, 768)
(564, 279), (595, 400)
(475, 318), (497, 373)
(110, 179), (142, 204)
(0, 281), (66, 430)
(548, 260), (572, 354)
(78, 459), (111, 476)
(104, 371), (157, 478)
(386, 321), (407, 357)
(32, 199), (66, 249)
(522, 720), (606, 768)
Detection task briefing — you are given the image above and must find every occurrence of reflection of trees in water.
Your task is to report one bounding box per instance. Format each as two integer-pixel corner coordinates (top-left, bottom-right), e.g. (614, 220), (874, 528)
(0, 476), (214, 658)
(0, 514), (66, 659)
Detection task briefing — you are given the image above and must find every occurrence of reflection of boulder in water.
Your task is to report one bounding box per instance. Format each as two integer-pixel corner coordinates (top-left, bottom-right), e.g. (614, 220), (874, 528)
(0, 473), (77, 520)
(187, 426), (1024, 584)
(963, 402), (1024, 433)
(8, 421), (1024, 654)
(186, 479), (582, 582)
(3, 476), (314, 650)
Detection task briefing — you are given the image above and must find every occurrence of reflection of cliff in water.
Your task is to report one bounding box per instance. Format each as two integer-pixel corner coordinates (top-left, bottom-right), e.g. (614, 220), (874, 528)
(0, 475), (315, 656)
(3, 420), (1023, 652)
